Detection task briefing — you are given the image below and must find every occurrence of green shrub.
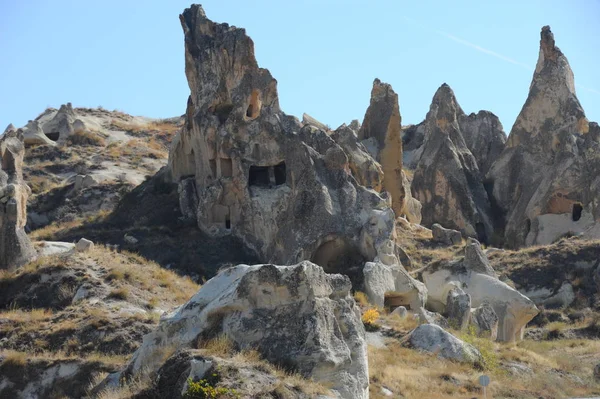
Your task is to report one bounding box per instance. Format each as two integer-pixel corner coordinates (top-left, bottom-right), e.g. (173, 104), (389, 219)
(183, 377), (238, 399)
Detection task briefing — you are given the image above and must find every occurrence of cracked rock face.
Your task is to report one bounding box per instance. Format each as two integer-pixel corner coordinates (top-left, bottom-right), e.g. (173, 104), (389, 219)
(0, 127), (35, 270)
(411, 84), (496, 243)
(168, 5), (401, 275)
(487, 26), (600, 248)
(123, 262), (369, 399)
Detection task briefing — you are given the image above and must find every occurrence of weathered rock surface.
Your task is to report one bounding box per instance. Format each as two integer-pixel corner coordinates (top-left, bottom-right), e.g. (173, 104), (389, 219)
(421, 240), (538, 342)
(412, 84), (496, 243)
(122, 350), (332, 399)
(18, 121), (56, 146)
(402, 324), (482, 364)
(359, 79), (422, 223)
(486, 26), (600, 248)
(431, 223), (462, 246)
(0, 128), (35, 270)
(363, 260), (427, 310)
(471, 303), (499, 340)
(121, 262), (368, 399)
(166, 5), (406, 281)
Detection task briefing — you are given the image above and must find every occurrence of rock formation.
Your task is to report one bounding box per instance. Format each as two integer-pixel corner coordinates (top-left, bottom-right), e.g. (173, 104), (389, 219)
(121, 262), (369, 399)
(19, 121), (56, 146)
(421, 239), (538, 342)
(167, 5), (410, 285)
(402, 324), (482, 364)
(487, 26), (600, 248)
(359, 79), (422, 223)
(411, 84), (498, 243)
(0, 127), (36, 270)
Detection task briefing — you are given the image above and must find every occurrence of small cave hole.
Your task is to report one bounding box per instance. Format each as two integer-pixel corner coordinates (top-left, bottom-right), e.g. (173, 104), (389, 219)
(311, 237), (366, 288)
(249, 165), (270, 187)
(225, 217), (231, 230)
(45, 132), (60, 142)
(246, 90), (261, 119)
(572, 202), (583, 222)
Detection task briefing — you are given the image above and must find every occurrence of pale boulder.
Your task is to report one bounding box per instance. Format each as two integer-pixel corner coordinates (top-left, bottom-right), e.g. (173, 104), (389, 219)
(122, 261), (369, 399)
(403, 324), (482, 364)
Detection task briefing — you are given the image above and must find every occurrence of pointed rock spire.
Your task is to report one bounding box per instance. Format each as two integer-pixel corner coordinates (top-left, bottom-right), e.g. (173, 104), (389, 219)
(486, 26), (597, 248)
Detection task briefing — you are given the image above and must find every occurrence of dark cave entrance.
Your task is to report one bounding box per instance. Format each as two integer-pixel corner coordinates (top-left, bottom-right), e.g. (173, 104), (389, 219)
(45, 132), (59, 142)
(572, 203), (583, 222)
(311, 237), (366, 288)
(248, 165), (270, 187)
(273, 162), (286, 185)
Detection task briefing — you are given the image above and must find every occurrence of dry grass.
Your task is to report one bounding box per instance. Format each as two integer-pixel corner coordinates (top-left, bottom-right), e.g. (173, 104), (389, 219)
(0, 308), (53, 323)
(353, 291), (369, 306)
(1, 350), (28, 367)
(368, 333), (600, 398)
(107, 287), (129, 301)
(67, 130), (106, 146)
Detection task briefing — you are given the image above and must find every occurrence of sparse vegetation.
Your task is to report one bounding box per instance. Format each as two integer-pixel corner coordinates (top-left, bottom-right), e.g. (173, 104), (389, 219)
(183, 377), (239, 399)
(67, 130), (106, 146)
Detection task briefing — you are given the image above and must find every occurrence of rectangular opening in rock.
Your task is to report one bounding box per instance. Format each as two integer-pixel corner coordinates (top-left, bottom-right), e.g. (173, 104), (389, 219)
(220, 158), (233, 178)
(249, 165), (270, 187)
(273, 161), (286, 185)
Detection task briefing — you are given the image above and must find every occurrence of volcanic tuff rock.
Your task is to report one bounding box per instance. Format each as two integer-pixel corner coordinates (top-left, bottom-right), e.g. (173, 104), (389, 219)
(168, 5), (407, 279)
(0, 127), (35, 270)
(487, 26), (600, 248)
(120, 262), (369, 399)
(421, 240), (538, 342)
(411, 84), (497, 243)
(359, 79), (422, 223)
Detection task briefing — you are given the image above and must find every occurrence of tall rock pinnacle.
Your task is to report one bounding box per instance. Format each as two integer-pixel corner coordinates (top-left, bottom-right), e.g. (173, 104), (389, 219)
(411, 83), (495, 242)
(487, 26), (599, 247)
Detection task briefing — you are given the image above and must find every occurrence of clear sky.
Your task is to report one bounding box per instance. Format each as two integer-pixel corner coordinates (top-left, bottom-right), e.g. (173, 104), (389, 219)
(1, 0), (599, 134)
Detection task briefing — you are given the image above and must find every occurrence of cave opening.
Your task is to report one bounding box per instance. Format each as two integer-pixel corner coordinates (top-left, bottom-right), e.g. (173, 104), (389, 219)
(572, 202), (583, 222)
(45, 132), (59, 142)
(248, 165), (270, 187)
(311, 237), (366, 288)
(246, 90), (261, 119)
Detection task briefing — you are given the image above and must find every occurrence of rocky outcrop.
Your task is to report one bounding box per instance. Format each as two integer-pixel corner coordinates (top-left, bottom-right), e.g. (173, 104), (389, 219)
(363, 260), (427, 309)
(0, 128), (35, 270)
(359, 79), (422, 223)
(431, 223), (462, 246)
(471, 303), (499, 340)
(411, 84), (497, 243)
(167, 5), (408, 281)
(402, 324), (482, 364)
(446, 286), (471, 330)
(421, 239), (538, 342)
(19, 121), (56, 146)
(486, 26), (600, 248)
(120, 262), (369, 399)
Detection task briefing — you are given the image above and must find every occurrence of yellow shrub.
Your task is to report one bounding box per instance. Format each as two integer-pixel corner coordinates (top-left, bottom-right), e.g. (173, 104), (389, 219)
(362, 308), (380, 325)
(353, 291), (369, 306)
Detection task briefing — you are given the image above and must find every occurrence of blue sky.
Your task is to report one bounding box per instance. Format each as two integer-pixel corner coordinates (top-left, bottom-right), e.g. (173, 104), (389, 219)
(1, 0), (599, 134)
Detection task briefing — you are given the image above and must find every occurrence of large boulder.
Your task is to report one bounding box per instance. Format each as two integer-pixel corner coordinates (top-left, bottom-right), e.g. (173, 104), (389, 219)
(119, 262), (369, 399)
(411, 84), (497, 243)
(431, 223), (462, 246)
(421, 240), (538, 342)
(486, 26), (600, 248)
(0, 128), (36, 270)
(359, 79), (422, 223)
(402, 324), (482, 364)
(167, 5), (400, 276)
